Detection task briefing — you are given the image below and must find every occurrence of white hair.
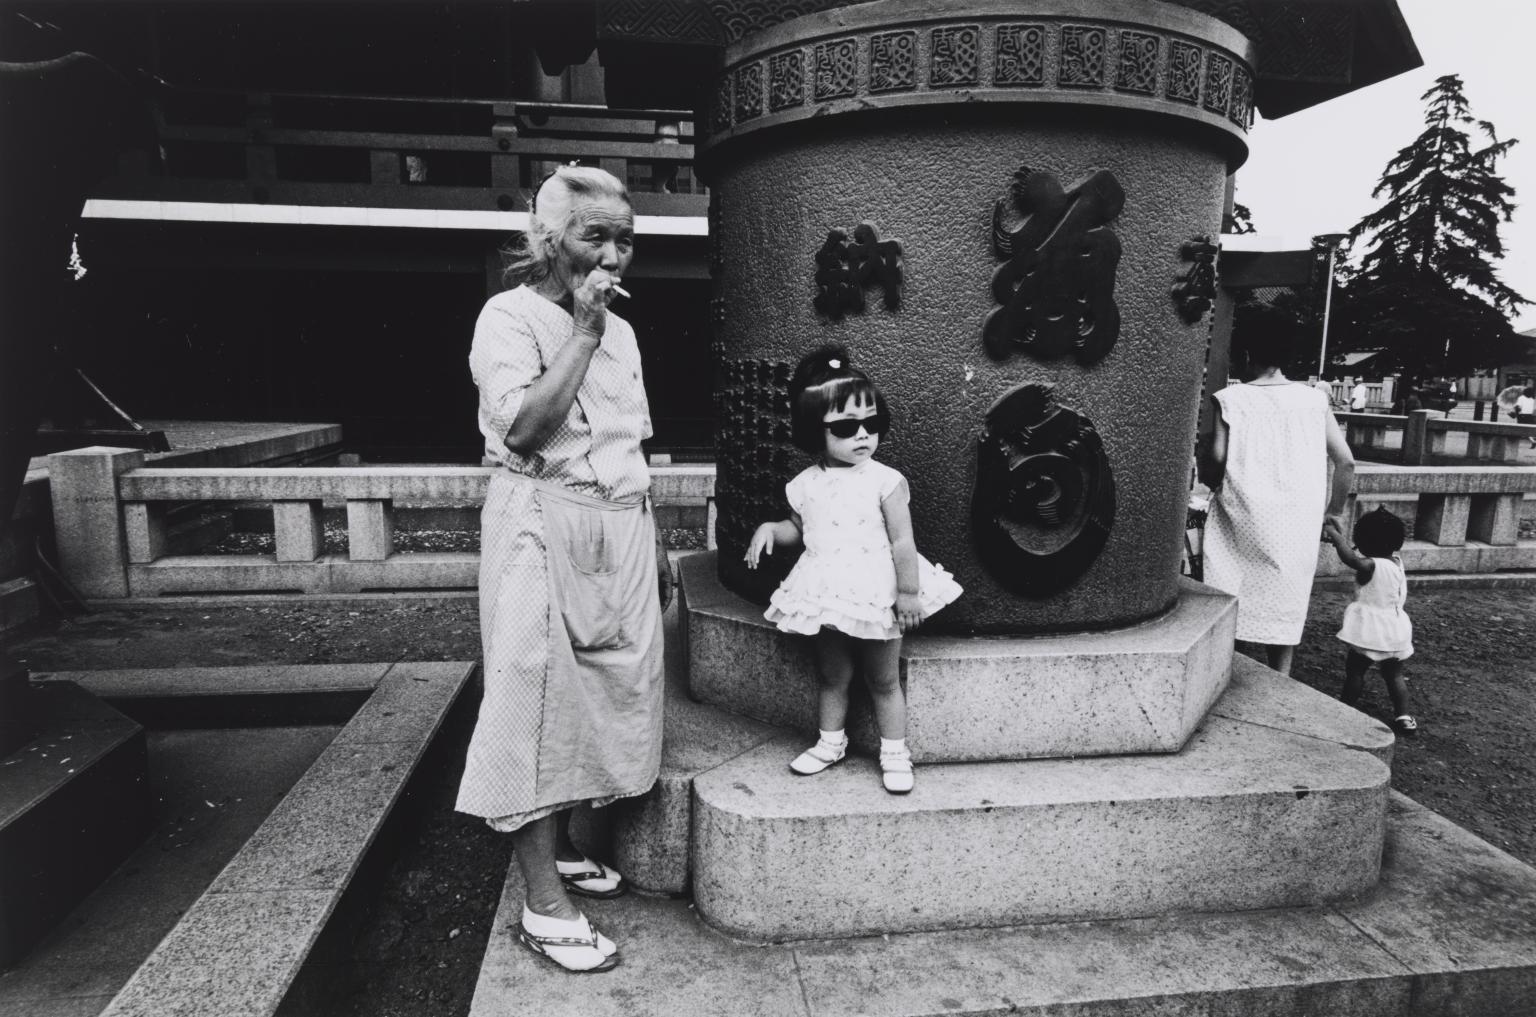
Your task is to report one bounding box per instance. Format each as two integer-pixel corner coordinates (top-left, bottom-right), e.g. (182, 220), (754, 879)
(500, 165), (631, 288)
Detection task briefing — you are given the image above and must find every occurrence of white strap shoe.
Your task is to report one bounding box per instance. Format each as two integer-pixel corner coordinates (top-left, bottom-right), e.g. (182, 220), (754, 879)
(790, 735), (847, 775)
(880, 745), (915, 794)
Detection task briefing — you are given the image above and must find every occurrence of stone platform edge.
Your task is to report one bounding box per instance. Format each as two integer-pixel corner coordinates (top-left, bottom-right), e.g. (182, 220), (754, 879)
(85, 661), (476, 1017)
(680, 551), (1239, 762)
(471, 791), (1536, 1017)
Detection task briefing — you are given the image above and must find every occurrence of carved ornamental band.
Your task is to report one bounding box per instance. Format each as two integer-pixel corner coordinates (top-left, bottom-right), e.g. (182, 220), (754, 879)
(704, 13), (1255, 149)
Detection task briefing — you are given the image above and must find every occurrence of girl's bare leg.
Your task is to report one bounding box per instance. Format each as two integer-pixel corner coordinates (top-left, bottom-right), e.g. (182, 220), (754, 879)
(1380, 657), (1410, 717)
(813, 629), (857, 732)
(1341, 649), (1371, 707)
(857, 637), (906, 740)
(511, 810), (580, 920)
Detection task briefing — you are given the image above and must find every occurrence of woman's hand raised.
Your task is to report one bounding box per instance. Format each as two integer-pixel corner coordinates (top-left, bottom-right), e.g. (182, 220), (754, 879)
(571, 267), (622, 338)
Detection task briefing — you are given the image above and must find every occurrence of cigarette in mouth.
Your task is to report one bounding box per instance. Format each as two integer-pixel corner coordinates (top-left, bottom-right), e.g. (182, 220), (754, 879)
(611, 284), (632, 299)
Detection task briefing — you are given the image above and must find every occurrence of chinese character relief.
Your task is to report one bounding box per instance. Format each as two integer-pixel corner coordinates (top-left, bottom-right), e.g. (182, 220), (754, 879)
(813, 222), (904, 319)
(983, 167), (1125, 365)
(1171, 236), (1219, 323)
(971, 384), (1115, 597)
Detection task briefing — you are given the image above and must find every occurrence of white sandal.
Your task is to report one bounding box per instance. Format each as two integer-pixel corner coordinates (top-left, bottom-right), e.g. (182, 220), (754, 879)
(790, 735), (847, 775)
(555, 856), (625, 899)
(880, 745), (915, 794)
(519, 906), (619, 973)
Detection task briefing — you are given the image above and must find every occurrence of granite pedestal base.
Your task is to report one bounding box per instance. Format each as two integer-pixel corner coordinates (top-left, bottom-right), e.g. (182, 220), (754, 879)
(680, 552), (1237, 763)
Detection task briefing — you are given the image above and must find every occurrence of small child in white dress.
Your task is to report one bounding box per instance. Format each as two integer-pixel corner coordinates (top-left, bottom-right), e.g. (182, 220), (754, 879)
(1323, 507), (1417, 736)
(745, 345), (962, 793)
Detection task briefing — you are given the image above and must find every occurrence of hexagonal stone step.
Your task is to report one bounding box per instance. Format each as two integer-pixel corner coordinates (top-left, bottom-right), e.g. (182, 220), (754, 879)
(680, 552), (1237, 762)
(691, 710), (1389, 941)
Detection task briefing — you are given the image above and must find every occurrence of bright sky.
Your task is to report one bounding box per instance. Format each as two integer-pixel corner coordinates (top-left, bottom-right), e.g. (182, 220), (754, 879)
(1234, 0), (1536, 333)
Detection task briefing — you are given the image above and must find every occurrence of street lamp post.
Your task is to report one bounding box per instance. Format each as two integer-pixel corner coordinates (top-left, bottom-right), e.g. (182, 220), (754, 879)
(1315, 234), (1348, 379)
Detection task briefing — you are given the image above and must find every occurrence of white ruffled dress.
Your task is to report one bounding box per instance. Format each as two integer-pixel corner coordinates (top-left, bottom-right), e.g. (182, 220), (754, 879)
(1337, 554), (1414, 662)
(765, 460), (962, 640)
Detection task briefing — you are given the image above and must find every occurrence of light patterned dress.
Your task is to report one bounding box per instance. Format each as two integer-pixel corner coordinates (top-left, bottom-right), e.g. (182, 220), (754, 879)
(1337, 554), (1413, 662)
(456, 285), (663, 831)
(1203, 382), (1330, 645)
(765, 460), (962, 641)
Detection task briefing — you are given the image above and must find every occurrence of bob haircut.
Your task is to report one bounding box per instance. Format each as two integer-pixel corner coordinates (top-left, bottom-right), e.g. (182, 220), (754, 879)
(1351, 506), (1407, 558)
(788, 344), (890, 456)
(500, 164), (632, 289)
(1233, 301), (1302, 372)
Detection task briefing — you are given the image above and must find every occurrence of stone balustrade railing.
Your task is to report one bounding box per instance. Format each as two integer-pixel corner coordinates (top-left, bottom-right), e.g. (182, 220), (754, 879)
(1319, 464), (1536, 577)
(1336, 410), (1536, 464)
(46, 447), (1532, 598)
(47, 447), (715, 598)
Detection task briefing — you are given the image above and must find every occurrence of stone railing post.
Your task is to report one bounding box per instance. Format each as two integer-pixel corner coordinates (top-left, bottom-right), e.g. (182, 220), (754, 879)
(1401, 409), (1434, 465)
(47, 447), (144, 598)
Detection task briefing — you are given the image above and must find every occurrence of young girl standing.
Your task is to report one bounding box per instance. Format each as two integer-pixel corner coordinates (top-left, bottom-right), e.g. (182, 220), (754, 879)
(744, 345), (962, 793)
(1323, 507), (1418, 736)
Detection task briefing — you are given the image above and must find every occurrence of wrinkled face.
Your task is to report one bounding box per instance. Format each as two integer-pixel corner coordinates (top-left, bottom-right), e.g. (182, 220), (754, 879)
(822, 393), (881, 467)
(548, 196), (635, 294)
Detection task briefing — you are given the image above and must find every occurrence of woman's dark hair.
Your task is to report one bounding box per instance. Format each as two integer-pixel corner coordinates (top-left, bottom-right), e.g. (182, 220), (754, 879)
(1352, 506), (1407, 558)
(1525, 386), (1535, 398)
(788, 344), (889, 455)
(1233, 302), (1302, 372)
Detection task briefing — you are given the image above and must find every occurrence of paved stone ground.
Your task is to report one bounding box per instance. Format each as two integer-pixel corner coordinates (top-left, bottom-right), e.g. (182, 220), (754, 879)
(6, 576), (1534, 1016)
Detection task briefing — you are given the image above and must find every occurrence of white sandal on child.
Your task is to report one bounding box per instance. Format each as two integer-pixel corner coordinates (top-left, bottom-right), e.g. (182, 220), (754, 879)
(790, 735), (847, 775)
(519, 905), (619, 973)
(880, 744), (914, 794)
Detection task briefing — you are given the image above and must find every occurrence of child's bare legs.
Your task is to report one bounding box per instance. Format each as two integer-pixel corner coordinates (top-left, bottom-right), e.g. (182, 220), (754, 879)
(789, 631), (857, 776)
(1379, 657), (1410, 718)
(813, 628), (857, 732)
(856, 636), (905, 739)
(1341, 649), (1372, 707)
(857, 635), (913, 793)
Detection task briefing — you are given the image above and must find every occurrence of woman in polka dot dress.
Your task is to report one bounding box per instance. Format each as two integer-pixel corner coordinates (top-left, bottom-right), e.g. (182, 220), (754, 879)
(1201, 304), (1355, 674)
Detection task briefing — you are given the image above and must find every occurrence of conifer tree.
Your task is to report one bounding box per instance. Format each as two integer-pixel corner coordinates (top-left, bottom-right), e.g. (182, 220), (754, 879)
(1345, 74), (1528, 377)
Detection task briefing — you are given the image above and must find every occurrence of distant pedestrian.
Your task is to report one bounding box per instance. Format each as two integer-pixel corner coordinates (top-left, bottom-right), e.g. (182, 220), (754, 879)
(1201, 304), (1355, 675)
(1516, 386), (1535, 448)
(1349, 378), (1369, 412)
(1323, 508), (1417, 737)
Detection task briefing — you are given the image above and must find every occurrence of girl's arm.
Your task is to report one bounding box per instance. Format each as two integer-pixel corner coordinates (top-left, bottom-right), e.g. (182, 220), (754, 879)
(744, 512), (802, 568)
(1198, 400), (1228, 489)
(1322, 519), (1375, 582)
(1322, 410), (1356, 534)
(880, 477), (924, 631)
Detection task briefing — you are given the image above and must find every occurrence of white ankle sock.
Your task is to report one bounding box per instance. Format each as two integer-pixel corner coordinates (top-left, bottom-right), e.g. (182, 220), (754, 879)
(880, 737), (907, 754)
(820, 728), (846, 745)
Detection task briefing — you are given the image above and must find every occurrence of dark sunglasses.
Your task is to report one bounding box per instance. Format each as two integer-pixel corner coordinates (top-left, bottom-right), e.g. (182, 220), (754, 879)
(824, 412), (889, 439)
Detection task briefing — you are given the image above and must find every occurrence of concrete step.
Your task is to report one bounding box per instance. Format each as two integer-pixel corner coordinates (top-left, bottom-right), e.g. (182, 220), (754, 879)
(0, 681), (150, 967)
(680, 552), (1239, 763)
(606, 596), (1392, 905)
(691, 678), (1391, 941)
(469, 792), (1536, 1017)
